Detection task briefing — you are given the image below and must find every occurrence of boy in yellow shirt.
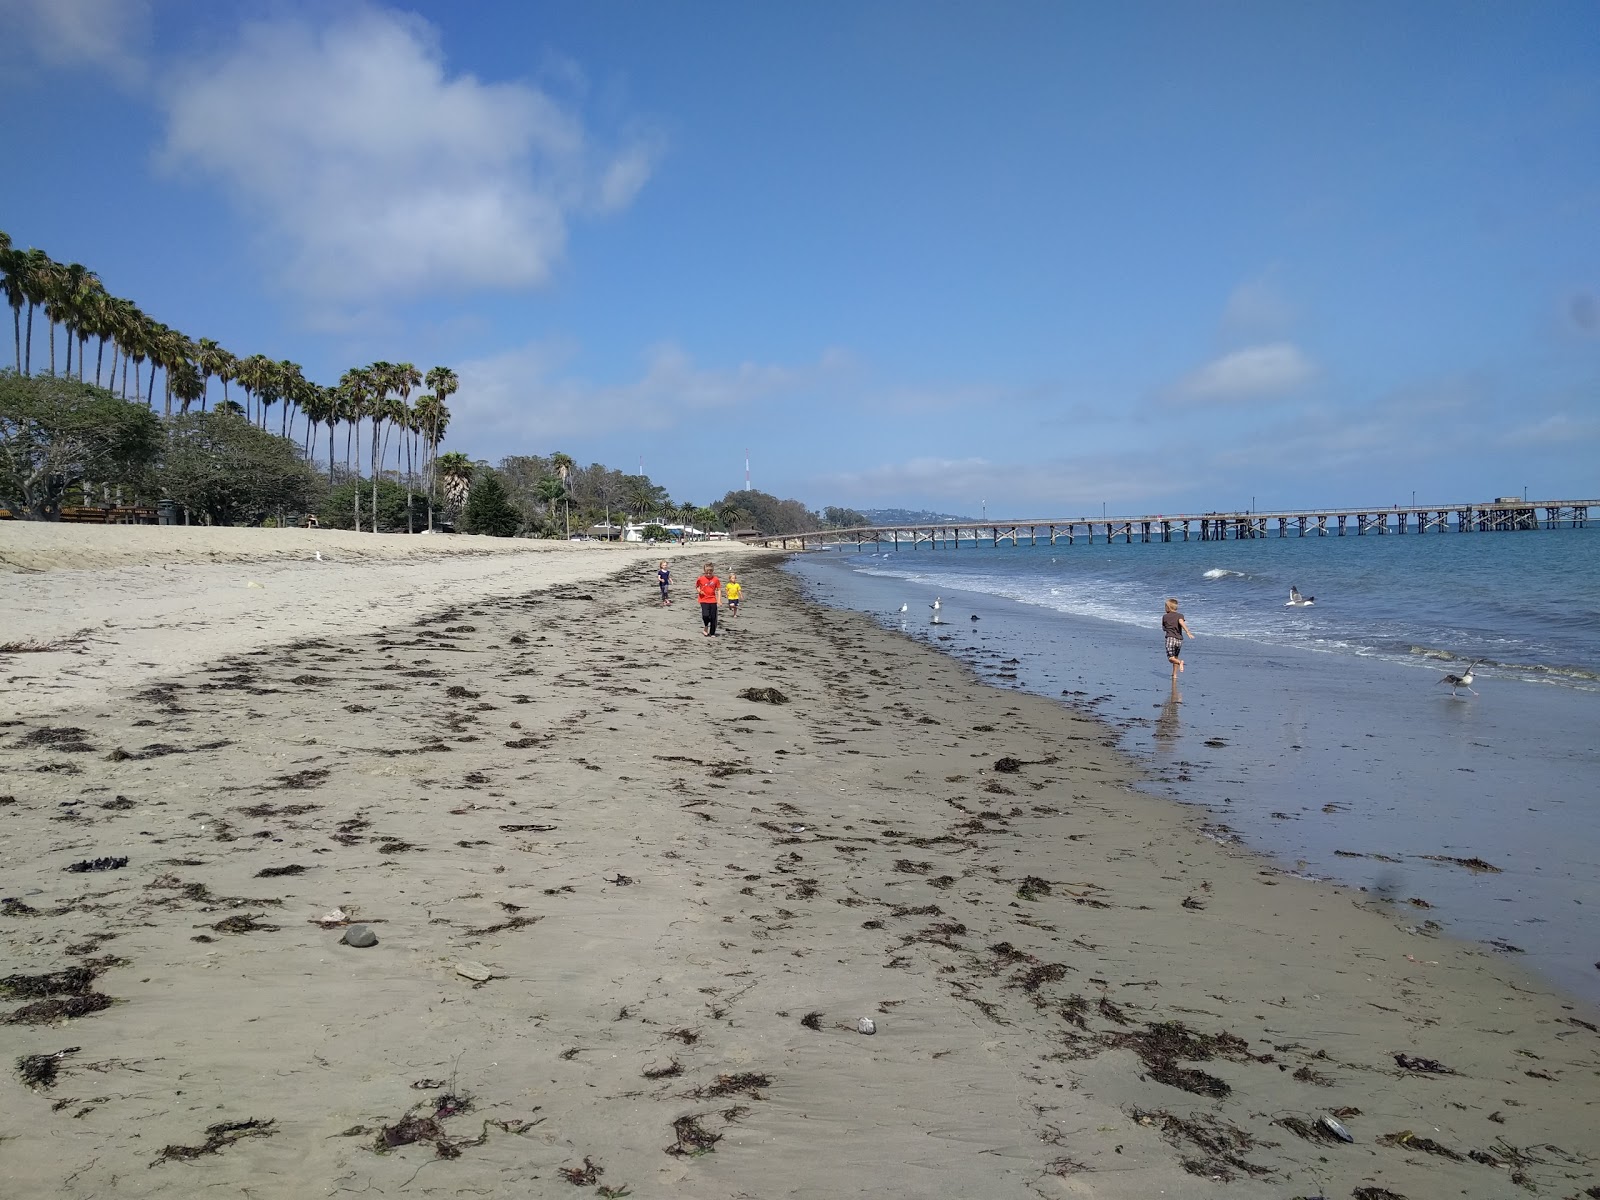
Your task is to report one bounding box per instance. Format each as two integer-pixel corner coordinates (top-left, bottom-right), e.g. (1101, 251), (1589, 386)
(724, 572), (742, 618)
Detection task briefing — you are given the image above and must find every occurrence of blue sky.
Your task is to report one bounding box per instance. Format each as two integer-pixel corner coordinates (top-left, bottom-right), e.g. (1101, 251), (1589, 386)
(2, 0), (1596, 514)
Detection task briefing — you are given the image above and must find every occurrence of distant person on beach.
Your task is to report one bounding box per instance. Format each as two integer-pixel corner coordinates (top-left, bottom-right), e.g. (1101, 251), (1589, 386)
(657, 561), (671, 606)
(696, 562), (722, 636)
(724, 572), (742, 618)
(1162, 598), (1194, 681)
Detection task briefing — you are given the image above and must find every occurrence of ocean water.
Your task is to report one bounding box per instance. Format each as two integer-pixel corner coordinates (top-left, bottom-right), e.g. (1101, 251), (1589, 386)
(786, 527), (1600, 1002)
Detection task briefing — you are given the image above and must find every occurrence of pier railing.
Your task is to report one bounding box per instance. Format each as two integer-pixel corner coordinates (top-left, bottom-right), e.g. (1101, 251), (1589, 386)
(748, 500), (1596, 549)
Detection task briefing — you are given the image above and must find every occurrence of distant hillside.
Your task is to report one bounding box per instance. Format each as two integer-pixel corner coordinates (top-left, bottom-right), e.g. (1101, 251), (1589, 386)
(861, 507), (975, 525)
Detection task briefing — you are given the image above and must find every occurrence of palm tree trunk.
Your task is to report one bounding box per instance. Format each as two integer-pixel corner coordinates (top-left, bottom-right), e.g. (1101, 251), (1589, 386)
(64, 328), (73, 377)
(328, 421), (336, 481)
(24, 303), (34, 375)
(149, 360), (158, 411)
(49, 321), (57, 375)
(95, 337), (105, 387)
(11, 309), (20, 373)
(121, 354), (130, 399)
(370, 421), (382, 533)
(405, 432), (415, 534)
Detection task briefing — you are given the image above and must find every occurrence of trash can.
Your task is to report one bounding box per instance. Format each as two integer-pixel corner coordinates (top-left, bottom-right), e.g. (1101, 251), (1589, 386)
(157, 499), (176, 526)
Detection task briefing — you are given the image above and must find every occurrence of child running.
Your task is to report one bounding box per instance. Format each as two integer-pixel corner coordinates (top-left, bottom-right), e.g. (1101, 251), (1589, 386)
(1162, 597), (1194, 682)
(724, 572), (742, 618)
(696, 561), (722, 637)
(657, 560), (671, 607)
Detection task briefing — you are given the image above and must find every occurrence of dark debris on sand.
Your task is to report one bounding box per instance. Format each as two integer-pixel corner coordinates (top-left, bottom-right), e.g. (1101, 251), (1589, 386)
(1104, 1021), (1259, 1098)
(736, 687), (788, 704)
(1131, 1108), (1270, 1180)
(559, 1156), (603, 1185)
(1, 965), (97, 999)
(16, 1046), (79, 1089)
(151, 1118), (276, 1166)
(65, 856), (128, 873)
(689, 1072), (771, 1100)
(666, 1114), (722, 1157)
(4, 993), (113, 1024)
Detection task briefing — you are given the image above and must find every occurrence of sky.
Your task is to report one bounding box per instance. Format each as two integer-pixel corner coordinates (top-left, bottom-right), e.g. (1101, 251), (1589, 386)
(1, 0), (1596, 515)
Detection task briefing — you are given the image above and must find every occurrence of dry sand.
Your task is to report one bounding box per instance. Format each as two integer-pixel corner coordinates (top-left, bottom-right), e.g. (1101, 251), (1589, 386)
(0, 525), (759, 719)
(1, 534), (1596, 1199)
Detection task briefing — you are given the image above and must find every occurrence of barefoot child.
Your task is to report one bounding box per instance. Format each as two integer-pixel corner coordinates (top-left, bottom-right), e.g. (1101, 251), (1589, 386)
(657, 561), (671, 606)
(1162, 598), (1194, 682)
(724, 572), (742, 618)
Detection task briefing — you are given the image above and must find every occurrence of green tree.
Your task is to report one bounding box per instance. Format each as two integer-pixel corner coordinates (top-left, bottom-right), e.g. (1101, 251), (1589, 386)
(160, 410), (321, 526)
(421, 365), (457, 530)
(461, 467), (521, 537)
(436, 449), (473, 520)
(318, 477), (427, 531)
(0, 372), (161, 519)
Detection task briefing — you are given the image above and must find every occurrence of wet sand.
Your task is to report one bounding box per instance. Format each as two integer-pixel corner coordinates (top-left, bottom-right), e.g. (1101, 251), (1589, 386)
(2, 552), (1597, 1198)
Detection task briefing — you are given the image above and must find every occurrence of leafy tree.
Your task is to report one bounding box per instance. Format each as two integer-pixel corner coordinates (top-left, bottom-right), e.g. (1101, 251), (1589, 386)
(823, 505), (868, 527)
(319, 477), (427, 532)
(460, 468), (521, 537)
(0, 372), (161, 519)
(161, 410), (322, 526)
(713, 488), (820, 535)
(436, 450), (473, 519)
(640, 523), (670, 542)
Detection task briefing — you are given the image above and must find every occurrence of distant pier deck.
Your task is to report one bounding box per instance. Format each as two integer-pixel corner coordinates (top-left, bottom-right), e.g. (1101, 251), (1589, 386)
(750, 499), (1596, 550)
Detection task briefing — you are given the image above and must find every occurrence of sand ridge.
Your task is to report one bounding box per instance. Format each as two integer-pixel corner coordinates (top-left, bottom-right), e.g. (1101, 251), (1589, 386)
(0, 558), (1596, 1198)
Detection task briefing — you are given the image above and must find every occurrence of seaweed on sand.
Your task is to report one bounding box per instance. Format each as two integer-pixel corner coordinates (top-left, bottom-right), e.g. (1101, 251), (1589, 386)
(463, 914), (542, 937)
(690, 1072), (771, 1100)
(255, 864), (307, 878)
(151, 1118), (276, 1166)
(17, 1046), (79, 1089)
(1131, 1108), (1270, 1180)
(1, 965), (97, 999)
(736, 687), (788, 704)
(203, 913), (281, 935)
(1104, 1021), (1257, 1099)
(800, 1011), (824, 1030)
(559, 1156), (603, 1184)
(65, 856), (128, 873)
(666, 1114), (723, 1156)
(18, 726), (97, 752)
(4, 993), (113, 1024)
(642, 1059), (683, 1079)
(1376, 1130), (1465, 1161)
(1016, 875), (1052, 901)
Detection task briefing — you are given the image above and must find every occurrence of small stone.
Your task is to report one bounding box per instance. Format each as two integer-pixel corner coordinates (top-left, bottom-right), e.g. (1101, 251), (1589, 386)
(856, 1017), (876, 1035)
(342, 924), (378, 948)
(455, 961), (492, 982)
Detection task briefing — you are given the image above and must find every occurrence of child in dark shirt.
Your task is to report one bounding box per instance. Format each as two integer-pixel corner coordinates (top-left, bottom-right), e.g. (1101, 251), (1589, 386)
(1162, 598), (1194, 681)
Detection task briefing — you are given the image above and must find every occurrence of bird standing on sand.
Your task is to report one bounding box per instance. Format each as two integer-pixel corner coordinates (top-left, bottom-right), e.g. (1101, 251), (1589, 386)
(1437, 661), (1481, 697)
(930, 597), (941, 612)
(970, 614), (980, 622)
(898, 603), (907, 613)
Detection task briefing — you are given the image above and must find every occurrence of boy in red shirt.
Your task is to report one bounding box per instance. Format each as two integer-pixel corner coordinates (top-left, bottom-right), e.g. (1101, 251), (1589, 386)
(695, 562), (722, 637)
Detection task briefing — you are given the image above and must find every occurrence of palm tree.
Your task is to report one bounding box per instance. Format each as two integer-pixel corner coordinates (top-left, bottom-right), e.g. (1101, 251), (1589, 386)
(19, 248), (51, 375)
(195, 339), (230, 413)
(536, 475), (566, 525)
(171, 358), (204, 415)
(413, 391), (451, 530)
(68, 270), (104, 381)
(365, 361), (398, 531)
(436, 451), (474, 521)
(421, 366), (457, 530)
(236, 354), (276, 428)
(0, 240), (24, 372)
(277, 359), (304, 438)
(338, 367), (374, 530)
(215, 347), (238, 413)
(550, 450), (576, 537)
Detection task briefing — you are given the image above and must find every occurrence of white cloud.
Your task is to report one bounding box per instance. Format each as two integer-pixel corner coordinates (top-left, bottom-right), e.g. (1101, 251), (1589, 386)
(158, 6), (660, 311)
(451, 340), (831, 443)
(0, 0), (149, 83)
(1170, 342), (1316, 403)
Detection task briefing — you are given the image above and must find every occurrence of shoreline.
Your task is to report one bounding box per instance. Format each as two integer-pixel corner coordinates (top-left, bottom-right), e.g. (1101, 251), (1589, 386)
(788, 550), (1600, 1004)
(2, 554), (1596, 1197)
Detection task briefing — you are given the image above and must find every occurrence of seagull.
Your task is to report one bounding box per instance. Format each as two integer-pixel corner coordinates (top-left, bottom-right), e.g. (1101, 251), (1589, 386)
(970, 614), (980, 622)
(1438, 660), (1482, 697)
(898, 603), (907, 614)
(313, 550), (324, 562)
(1286, 586), (1315, 607)
(929, 597), (942, 611)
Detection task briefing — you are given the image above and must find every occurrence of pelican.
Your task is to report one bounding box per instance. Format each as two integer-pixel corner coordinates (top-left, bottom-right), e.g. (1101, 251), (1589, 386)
(1286, 586), (1315, 607)
(1438, 661), (1481, 697)
(929, 597), (942, 612)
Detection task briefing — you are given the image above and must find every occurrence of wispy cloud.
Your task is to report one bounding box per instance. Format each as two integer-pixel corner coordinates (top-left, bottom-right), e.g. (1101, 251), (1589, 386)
(452, 340), (837, 444)
(1169, 342), (1316, 404)
(158, 5), (661, 315)
(0, 0), (150, 85)
(1502, 412), (1600, 446)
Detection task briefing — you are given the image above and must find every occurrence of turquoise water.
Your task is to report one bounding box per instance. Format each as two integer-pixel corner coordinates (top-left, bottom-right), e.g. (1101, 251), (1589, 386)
(787, 527), (1600, 1001)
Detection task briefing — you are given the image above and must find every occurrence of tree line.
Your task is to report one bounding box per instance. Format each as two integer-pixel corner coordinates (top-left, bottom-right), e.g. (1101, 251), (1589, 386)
(1, 229), (855, 537)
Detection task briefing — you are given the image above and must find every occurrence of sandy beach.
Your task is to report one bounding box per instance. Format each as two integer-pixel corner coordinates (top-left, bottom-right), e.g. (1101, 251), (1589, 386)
(2, 530), (1596, 1199)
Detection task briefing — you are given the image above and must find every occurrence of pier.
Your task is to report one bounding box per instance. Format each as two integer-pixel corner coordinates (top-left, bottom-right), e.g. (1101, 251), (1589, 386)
(750, 499), (1596, 550)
